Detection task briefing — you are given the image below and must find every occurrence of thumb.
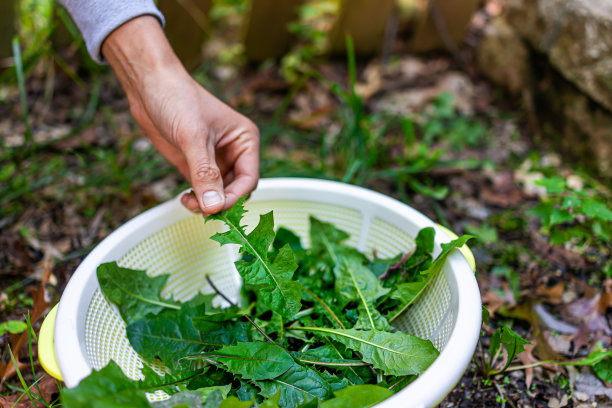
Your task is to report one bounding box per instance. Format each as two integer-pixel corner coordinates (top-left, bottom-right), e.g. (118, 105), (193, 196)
(184, 143), (226, 214)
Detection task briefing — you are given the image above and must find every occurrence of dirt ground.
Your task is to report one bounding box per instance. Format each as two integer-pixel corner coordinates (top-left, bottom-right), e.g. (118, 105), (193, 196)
(1, 4), (611, 407)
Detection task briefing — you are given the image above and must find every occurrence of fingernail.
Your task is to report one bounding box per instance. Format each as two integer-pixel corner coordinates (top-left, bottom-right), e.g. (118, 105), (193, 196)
(202, 190), (223, 209)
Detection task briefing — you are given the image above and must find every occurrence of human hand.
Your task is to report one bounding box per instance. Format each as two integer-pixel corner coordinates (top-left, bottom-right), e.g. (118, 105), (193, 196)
(102, 16), (259, 214)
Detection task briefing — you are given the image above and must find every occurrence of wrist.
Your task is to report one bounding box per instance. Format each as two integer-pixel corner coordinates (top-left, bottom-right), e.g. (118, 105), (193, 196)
(102, 16), (186, 100)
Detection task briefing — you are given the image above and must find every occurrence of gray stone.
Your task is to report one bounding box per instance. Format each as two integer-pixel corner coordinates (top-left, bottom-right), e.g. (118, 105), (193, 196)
(560, 89), (612, 176)
(505, 0), (612, 113)
(476, 16), (531, 94)
(534, 57), (612, 177)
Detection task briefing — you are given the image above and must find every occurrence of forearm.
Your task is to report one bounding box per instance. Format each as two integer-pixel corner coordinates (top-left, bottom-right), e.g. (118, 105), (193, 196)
(58, 0), (164, 64)
(101, 16), (185, 100)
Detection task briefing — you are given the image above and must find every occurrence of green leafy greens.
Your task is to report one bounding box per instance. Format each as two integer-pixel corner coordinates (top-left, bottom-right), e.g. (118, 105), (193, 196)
(206, 198), (302, 318)
(66, 198), (472, 408)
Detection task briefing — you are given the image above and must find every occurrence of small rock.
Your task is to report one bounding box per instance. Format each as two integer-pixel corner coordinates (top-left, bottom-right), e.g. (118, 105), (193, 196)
(514, 170), (547, 198)
(5, 134), (24, 147)
(541, 153), (562, 168)
(133, 138), (152, 152)
(149, 177), (179, 202)
(566, 175), (584, 191)
(573, 391), (590, 402)
(437, 72), (475, 115)
(371, 71), (474, 116)
(33, 124), (71, 144)
(453, 197), (490, 220)
(548, 394), (569, 408)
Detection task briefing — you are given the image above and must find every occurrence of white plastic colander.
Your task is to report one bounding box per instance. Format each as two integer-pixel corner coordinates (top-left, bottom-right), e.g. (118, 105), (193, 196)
(47, 178), (481, 407)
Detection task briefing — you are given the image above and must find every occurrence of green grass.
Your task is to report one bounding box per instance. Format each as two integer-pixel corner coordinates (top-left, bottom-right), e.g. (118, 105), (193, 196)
(4, 313), (61, 407)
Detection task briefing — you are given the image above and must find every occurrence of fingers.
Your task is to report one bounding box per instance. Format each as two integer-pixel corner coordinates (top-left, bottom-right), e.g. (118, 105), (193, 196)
(223, 137), (260, 210)
(180, 192), (200, 212)
(224, 174), (258, 209)
(181, 133), (226, 214)
(181, 168), (236, 213)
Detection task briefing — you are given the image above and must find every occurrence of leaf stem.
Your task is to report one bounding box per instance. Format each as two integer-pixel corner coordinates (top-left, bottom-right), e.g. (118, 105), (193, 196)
(219, 213), (285, 297)
(297, 359), (369, 367)
(380, 248), (415, 280)
(345, 260), (375, 329)
(140, 368), (205, 391)
(301, 317), (368, 382)
(288, 326), (430, 359)
(302, 286), (345, 329)
(388, 376), (410, 392)
(293, 307), (315, 320)
(205, 275), (236, 306)
(388, 248), (460, 323)
(488, 360), (555, 376)
(112, 284), (180, 310)
(243, 314), (277, 345)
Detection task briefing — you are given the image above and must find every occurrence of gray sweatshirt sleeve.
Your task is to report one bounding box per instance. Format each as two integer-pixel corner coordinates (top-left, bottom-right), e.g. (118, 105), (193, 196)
(57, 0), (165, 64)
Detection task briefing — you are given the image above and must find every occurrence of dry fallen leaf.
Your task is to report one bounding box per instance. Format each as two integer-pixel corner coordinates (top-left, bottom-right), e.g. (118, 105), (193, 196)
(567, 292), (611, 335)
(500, 301), (562, 361)
(0, 374), (59, 408)
(355, 60), (384, 100)
(530, 233), (586, 271)
(543, 331), (574, 356)
(536, 281), (565, 305)
(482, 288), (515, 317)
(573, 368), (612, 400)
(0, 263), (51, 384)
(517, 343), (538, 389)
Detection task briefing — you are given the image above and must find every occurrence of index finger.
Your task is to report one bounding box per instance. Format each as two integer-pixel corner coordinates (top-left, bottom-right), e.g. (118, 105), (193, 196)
(222, 144), (259, 210)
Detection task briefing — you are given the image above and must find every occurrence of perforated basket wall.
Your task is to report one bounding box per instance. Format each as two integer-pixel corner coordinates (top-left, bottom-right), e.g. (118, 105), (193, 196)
(56, 179), (480, 408)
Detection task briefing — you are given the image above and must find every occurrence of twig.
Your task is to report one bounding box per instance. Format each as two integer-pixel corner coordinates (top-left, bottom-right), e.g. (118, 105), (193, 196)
(477, 336), (488, 375)
(205, 275), (277, 345)
(205, 275), (236, 306)
(379, 248), (416, 280)
(489, 361), (555, 375)
(427, 0), (465, 66)
(303, 317), (373, 380)
(382, 5), (399, 63)
(388, 376), (409, 392)
(492, 381), (506, 408)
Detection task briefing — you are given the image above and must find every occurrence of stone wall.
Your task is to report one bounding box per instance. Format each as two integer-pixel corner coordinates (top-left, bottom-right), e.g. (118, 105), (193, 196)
(506, 0), (612, 113)
(478, 0), (612, 177)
